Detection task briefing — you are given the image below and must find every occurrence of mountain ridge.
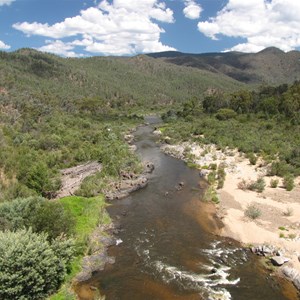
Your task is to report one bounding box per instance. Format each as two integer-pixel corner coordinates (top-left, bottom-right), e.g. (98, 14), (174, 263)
(147, 47), (300, 85)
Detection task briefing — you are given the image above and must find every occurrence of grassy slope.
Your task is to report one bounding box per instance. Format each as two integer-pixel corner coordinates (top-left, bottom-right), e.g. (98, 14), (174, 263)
(49, 196), (110, 300)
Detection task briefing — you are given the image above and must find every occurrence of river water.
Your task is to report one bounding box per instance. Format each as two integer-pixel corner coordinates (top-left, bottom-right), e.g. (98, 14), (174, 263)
(78, 116), (298, 300)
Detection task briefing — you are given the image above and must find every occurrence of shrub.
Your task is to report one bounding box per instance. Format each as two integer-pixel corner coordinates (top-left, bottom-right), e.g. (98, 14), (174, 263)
(248, 177), (266, 193)
(217, 164), (226, 189)
(237, 179), (248, 190)
(0, 196), (45, 231)
(247, 153), (258, 165)
(283, 174), (295, 191)
(203, 186), (219, 204)
(270, 178), (279, 188)
(30, 201), (76, 240)
(283, 207), (293, 216)
(0, 197), (75, 239)
(244, 203), (261, 219)
(268, 161), (292, 177)
(215, 108), (237, 120)
(207, 171), (216, 185)
(0, 228), (75, 300)
(209, 163), (217, 170)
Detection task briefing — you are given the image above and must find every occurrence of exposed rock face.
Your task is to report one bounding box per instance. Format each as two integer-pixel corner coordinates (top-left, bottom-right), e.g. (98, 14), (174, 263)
(282, 266), (300, 290)
(251, 244), (277, 256)
(57, 161), (102, 198)
(105, 161), (154, 201)
(105, 176), (148, 201)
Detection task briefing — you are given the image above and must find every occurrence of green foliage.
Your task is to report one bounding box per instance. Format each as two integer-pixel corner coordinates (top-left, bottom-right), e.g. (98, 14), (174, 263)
(270, 178), (279, 188)
(0, 196), (45, 231)
(59, 196), (109, 249)
(0, 197), (75, 239)
(207, 171), (216, 185)
(215, 108), (237, 120)
(0, 228), (74, 300)
(248, 177), (266, 193)
(217, 164), (226, 189)
(162, 92), (300, 177)
(247, 152), (258, 165)
(203, 186), (219, 204)
(283, 174), (295, 191)
(30, 201), (76, 240)
(244, 204), (261, 219)
(49, 196), (109, 300)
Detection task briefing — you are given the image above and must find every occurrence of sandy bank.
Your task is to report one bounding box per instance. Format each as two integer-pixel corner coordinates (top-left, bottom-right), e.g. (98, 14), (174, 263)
(162, 141), (300, 286)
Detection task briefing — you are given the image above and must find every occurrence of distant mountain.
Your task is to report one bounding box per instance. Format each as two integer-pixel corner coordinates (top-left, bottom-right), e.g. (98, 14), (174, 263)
(147, 47), (300, 85)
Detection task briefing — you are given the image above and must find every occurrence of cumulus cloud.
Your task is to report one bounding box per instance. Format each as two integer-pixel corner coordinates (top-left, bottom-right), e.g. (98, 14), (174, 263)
(13, 0), (175, 56)
(198, 0), (300, 52)
(38, 40), (80, 57)
(0, 0), (15, 6)
(183, 0), (202, 20)
(0, 40), (10, 49)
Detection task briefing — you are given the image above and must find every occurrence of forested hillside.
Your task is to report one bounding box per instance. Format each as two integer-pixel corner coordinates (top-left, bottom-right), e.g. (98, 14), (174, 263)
(0, 48), (243, 109)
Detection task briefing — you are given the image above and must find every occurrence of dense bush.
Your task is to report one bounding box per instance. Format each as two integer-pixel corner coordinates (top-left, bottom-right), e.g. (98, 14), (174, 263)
(215, 108), (237, 120)
(30, 201), (75, 240)
(0, 228), (74, 300)
(0, 197), (75, 239)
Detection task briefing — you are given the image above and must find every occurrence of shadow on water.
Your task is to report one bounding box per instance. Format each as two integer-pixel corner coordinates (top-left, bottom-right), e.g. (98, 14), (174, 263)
(76, 116), (298, 300)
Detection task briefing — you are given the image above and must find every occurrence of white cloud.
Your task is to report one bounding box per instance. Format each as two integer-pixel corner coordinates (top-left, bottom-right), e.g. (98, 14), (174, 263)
(183, 0), (202, 20)
(198, 0), (300, 52)
(0, 40), (10, 49)
(13, 0), (175, 56)
(37, 40), (79, 57)
(0, 0), (15, 6)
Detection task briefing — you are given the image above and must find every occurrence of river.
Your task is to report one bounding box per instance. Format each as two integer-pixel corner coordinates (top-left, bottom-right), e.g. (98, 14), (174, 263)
(77, 116), (297, 300)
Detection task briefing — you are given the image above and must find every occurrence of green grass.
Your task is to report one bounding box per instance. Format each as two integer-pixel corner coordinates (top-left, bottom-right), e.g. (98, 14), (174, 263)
(49, 195), (110, 300)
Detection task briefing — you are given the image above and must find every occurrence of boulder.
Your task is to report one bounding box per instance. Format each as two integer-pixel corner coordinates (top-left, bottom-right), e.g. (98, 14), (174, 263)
(282, 266), (300, 290)
(199, 169), (210, 177)
(271, 256), (290, 266)
(144, 162), (155, 173)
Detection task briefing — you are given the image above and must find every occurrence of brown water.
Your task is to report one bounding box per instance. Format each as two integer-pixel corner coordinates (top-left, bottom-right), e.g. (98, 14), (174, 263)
(77, 116), (298, 300)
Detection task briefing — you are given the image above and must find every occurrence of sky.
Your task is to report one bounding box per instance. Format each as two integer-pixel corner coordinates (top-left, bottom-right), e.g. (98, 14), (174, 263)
(1, 0), (300, 57)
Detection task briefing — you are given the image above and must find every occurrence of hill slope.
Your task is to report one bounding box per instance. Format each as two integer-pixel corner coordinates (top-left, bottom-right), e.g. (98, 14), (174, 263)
(0, 49), (244, 110)
(148, 47), (300, 85)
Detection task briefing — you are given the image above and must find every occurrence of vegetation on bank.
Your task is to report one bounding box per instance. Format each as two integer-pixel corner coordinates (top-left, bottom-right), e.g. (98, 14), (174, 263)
(0, 195), (109, 299)
(161, 82), (300, 179)
(50, 196), (110, 300)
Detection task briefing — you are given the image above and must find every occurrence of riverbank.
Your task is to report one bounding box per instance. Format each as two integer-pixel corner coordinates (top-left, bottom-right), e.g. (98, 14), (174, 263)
(161, 139), (300, 290)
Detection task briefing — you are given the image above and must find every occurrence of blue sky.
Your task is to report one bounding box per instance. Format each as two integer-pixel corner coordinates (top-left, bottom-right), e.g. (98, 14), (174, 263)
(1, 0), (300, 57)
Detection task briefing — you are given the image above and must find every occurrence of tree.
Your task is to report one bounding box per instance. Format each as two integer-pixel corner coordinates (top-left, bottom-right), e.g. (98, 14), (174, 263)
(0, 228), (74, 300)
(0, 197), (75, 240)
(229, 90), (253, 113)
